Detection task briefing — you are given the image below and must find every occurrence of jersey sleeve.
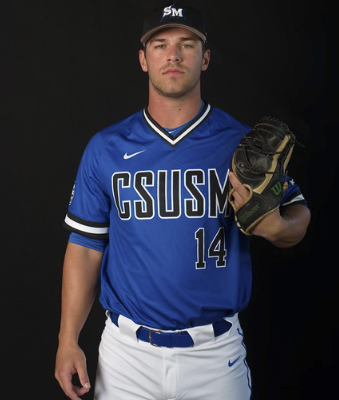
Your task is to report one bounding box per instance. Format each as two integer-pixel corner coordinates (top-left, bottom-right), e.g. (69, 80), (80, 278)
(68, 232), (108, 252)
(63, 133), (111, 239)
(281, 175), (308, 208)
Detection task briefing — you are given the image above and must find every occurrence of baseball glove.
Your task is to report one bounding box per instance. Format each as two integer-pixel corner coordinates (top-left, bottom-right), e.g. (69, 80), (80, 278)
(229, 116), (296, 235)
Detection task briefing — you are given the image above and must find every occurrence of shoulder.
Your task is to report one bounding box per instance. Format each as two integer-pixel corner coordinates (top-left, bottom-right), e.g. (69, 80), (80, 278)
(74, 110), (143, 168)
(92, 110), (143, 144)
(209, 106), (251, 133)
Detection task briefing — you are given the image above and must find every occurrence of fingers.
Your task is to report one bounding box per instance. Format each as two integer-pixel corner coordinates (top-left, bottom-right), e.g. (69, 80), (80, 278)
(59, 374), (89, 400)
(55, 345), (91, 400)
(228, 172), (250, 209)
(78, 367), (91, 394)
(57, 370), (90, 400)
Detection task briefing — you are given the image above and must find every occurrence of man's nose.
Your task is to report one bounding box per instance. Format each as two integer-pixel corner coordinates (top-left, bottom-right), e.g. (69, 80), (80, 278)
(167, 46), (182, 62)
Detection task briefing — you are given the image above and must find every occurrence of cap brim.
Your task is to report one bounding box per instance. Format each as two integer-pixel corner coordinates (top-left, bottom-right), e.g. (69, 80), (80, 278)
(140, 24), (207, 44)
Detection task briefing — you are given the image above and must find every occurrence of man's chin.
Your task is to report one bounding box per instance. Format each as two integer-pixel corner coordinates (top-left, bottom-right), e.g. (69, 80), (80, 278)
(154, 86), (195, 99)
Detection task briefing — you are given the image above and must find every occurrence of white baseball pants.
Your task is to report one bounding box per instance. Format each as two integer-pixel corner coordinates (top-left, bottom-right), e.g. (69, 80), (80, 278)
(94, 313), (252, 399)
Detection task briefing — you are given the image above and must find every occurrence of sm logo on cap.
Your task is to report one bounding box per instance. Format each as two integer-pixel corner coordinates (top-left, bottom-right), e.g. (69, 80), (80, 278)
(162, 5), (185, 20)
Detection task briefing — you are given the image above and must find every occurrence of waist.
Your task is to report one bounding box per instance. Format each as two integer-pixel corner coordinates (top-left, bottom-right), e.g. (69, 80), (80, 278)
(110, 312), (233, 348)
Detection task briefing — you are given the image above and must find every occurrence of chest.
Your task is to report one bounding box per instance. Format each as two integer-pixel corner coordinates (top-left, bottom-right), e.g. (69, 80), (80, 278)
(99, 128), (240, 221)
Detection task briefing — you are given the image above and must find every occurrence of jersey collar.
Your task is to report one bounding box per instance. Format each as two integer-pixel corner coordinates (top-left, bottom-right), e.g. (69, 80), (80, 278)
(143, 102), (212, 147)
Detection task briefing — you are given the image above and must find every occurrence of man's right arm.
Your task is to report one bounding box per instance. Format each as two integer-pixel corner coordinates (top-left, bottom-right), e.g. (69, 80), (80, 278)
(55, 242), (103, 400)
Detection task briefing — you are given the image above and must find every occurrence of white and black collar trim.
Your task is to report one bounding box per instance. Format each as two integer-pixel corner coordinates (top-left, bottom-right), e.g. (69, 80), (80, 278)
(143, 102), (212, 147)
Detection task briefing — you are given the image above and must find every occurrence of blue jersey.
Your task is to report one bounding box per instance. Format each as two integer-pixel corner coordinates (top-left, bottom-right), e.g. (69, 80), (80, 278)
(64, 103), (306, 330)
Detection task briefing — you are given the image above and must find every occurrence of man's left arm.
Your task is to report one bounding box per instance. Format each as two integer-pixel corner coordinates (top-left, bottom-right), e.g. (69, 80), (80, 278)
(229, 171), (311, 248)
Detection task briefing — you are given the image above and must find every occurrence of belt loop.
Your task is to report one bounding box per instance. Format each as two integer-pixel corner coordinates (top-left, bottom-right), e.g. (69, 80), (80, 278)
(225, 313), (238, 329)
(222, 313), (238, 339)
(116, 314), (141, 343)
(185, 323), (215, 346)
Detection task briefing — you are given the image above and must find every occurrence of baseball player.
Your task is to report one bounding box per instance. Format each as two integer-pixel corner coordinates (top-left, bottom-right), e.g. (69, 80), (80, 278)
(55, 3), (311, 400)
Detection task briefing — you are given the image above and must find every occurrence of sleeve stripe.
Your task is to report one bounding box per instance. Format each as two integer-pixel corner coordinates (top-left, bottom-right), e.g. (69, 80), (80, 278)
(282, 194), (306, 207)
(64, 214), (109, 235)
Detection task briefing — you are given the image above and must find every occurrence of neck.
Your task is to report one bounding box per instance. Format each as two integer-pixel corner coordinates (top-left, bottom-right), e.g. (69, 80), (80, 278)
(146, 86), (203, 129)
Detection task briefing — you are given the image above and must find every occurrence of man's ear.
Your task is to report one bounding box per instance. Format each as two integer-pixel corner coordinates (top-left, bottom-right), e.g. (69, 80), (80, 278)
(201, 49), (211, 72)
(139, 49), (148, 72)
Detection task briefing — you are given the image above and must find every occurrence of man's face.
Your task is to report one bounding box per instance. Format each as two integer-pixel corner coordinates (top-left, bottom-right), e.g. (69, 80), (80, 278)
(139, 27), (210, 99)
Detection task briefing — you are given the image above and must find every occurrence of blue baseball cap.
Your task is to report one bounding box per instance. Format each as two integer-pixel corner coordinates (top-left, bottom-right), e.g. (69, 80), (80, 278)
(140, 3), (207, 44)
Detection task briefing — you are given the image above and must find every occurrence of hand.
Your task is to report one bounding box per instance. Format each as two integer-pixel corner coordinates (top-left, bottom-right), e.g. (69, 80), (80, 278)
(229, 171), (284, 238)
(55, 343), (91, 400)
(228, 171), (250, 209)
(228, 172), (310, 246)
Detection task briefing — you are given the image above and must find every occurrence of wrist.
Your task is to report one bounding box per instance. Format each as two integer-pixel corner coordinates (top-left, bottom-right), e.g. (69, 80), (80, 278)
(251, 209), (287, 242)
(57, 328), (80, 347)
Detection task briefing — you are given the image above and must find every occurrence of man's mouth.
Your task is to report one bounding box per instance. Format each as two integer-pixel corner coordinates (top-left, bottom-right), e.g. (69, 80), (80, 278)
(164, 68), (184, 75)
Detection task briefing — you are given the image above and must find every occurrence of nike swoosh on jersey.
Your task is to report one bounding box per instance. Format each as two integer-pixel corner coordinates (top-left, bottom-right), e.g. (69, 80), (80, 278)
(228, 356), (241, 367)
(123, 150), (146, 159)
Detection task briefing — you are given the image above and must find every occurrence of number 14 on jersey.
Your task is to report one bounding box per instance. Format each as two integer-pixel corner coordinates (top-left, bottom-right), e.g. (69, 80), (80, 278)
(195, 227), (227, 269)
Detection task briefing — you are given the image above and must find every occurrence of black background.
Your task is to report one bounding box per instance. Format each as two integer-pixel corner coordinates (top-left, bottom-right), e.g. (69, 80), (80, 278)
(4, 0), (338, 399)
